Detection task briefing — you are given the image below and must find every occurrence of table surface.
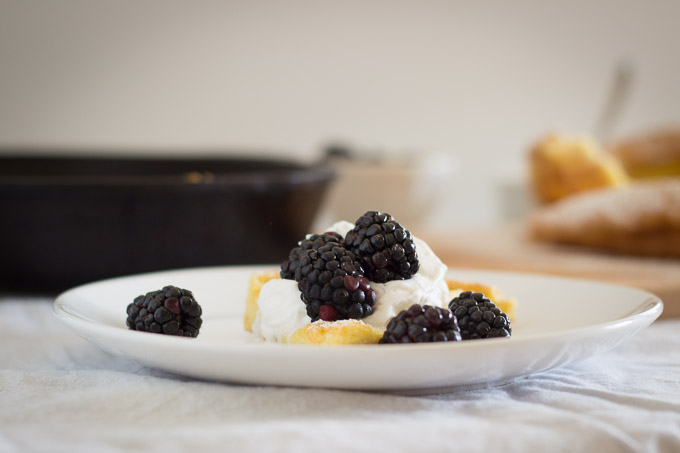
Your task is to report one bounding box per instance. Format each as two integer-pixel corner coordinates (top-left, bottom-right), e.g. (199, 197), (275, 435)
(2, 297), (680, 452)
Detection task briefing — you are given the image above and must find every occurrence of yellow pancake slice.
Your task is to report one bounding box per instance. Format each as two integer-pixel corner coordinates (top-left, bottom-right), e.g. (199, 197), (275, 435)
(287, 320), (383, 345)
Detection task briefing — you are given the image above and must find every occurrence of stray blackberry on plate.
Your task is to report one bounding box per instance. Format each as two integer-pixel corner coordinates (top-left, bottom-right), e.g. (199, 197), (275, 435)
(126, 285), (203, 337)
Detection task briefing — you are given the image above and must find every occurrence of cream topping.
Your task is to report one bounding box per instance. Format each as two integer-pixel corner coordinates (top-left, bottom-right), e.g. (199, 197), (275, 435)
(252, 278), (308, 343)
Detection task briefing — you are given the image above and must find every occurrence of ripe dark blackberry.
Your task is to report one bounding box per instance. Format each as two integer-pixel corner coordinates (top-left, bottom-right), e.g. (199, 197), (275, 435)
(345, 211), (420, 283)
(126, 285), (203, 337)
(295, 243), (375, 322)
(280, 232), (344, 280)
(380, 304), (462, 344)
(448, 291), (511, 339)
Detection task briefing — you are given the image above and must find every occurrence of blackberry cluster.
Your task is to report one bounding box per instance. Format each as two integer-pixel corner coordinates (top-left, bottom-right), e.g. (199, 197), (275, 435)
(126, 285), (202, 337)
(295, 243), (376, 322)
(448, 291), (511, 339)
(345, 211), (419, 283)
(280, 232), (344, 280)
(380, 304), (462, 344)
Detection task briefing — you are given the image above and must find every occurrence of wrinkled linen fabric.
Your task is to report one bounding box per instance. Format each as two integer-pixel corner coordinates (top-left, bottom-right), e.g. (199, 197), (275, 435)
(1, 298), (679, 453)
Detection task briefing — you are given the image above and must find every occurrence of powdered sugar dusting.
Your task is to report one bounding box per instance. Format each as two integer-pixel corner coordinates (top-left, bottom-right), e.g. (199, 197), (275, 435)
(531, 178), (680, 234)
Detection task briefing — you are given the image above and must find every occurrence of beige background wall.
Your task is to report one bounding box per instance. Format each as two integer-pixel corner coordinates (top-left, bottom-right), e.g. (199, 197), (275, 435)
(1, 0), (678, 226)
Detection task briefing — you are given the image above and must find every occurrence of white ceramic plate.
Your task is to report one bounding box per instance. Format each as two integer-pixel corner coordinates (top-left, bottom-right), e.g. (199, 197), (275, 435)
(53, 265), (663, 392)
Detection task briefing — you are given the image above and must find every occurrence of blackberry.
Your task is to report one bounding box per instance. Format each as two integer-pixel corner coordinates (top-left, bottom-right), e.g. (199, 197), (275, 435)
(280, 232), (344, 280)
(295, 243), (375, 322)
(380, 304), (462, 344)
(126, 285), (203, 337)
(448, 291), (511, 339)
(345, 211), (419, 283)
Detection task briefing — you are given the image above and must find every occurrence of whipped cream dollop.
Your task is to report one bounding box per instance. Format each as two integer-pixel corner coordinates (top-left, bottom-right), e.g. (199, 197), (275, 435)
(251, 220), (449, 342)
(253, 278), (308, 343)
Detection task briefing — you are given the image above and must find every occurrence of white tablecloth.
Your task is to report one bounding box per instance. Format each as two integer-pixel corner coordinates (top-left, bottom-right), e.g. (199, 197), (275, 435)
(2, 298), (679, 452)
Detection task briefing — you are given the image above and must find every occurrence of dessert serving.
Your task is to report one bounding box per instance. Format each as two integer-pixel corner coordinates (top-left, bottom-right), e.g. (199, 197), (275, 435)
(124, 211), (515, 345)
(244, 211), (514, 345)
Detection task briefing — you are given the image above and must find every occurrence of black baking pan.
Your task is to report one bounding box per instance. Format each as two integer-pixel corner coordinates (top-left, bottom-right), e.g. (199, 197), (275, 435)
(0, 153), (334, 292)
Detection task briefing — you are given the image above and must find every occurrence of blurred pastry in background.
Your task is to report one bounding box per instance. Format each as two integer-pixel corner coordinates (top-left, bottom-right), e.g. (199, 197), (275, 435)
(528, 178), (680, 257)
(609, 128), (680, 179)
(529, 133), (629, 203)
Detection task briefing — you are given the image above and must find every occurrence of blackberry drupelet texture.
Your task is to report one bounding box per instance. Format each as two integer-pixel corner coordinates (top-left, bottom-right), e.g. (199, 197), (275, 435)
(126, 285), (203, 337)
(345, 211), (420, 283)
(448, 291), (511, 339)
(280, 232), (344, 280)
(294, 243), (376, 322)
(380, 304), (462, 344)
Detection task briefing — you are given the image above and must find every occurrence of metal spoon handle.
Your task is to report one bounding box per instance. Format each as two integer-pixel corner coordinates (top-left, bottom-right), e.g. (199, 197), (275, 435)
(593, 60), (635, 142)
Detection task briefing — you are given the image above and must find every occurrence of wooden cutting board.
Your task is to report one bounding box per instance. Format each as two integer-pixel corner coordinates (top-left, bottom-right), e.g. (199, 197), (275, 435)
(422, 224), (680, 318)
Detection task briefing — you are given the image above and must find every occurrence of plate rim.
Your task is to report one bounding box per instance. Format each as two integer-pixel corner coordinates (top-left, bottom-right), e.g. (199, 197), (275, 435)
(53, 264), (664, 354)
